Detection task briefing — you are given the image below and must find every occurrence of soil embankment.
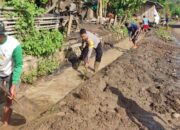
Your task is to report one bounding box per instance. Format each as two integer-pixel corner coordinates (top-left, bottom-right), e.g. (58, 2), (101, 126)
(21, 31), (180, 130)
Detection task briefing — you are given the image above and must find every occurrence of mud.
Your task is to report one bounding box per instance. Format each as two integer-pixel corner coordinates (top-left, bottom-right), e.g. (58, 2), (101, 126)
(20, 31), (180, 130)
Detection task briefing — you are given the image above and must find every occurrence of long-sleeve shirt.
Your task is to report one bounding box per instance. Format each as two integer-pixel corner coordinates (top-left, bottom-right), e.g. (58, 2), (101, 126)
(0, 35), (23, 85)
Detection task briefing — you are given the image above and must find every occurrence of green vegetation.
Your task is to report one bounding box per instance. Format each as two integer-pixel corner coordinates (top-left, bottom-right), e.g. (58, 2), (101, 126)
(5, 0), (64, 57)
(3, 0), (64, 83)
(156, 27), (174, 42)
(22, 70), (38, 84)
(111, 25), (128, 37)
(22, 29), (63, 57)
(22, 58), (60, 84)
(168, 2), (180, 16)
(37, 58), (59, 76)
(109, 0), (145, 19)
(109, 0), (145, 16)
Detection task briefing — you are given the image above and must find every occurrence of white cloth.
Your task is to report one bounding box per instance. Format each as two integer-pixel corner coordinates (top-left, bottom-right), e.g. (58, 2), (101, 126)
(154, 8), (160, 24)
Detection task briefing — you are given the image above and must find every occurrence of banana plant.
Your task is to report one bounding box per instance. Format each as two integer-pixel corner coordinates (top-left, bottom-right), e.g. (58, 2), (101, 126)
(109, 0), (146, 25)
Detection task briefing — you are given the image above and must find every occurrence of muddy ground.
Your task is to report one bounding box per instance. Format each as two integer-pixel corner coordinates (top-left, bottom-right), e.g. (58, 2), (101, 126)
(19, 31), (180, 130)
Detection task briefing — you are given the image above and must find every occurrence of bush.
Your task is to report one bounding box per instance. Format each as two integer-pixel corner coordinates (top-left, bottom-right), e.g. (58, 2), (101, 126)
(37, 58), (59, 76)
(111, 25), (128, 38)
(22, 29), (64, 57)
(22, 58), (60, 84)
(6, 0), (64, 57)
(22, 70), (38, 84)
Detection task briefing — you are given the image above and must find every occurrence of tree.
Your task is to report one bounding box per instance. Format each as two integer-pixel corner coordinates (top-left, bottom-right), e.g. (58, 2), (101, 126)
(109, 0), (145, 25)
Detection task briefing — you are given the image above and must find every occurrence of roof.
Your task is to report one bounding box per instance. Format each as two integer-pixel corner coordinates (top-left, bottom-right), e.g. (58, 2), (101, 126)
(145, 0), (164, 9)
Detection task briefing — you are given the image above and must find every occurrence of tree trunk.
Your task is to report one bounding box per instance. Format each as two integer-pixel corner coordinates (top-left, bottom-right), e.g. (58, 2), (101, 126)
(113, 15), (117, 25)
(99, 0), (103, 24)
(67, 14), (73, 35)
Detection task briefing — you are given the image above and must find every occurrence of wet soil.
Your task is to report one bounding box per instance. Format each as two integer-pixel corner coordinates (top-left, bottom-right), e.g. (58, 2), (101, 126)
(20, 31), (180, 130)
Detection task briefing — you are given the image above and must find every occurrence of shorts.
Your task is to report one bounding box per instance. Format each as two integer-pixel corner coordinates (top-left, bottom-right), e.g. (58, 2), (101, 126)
(131, 31), (139, 43)
(143, 25), (149, 29)
(0, 74), (20, 103)
(79, 42), (103, 62)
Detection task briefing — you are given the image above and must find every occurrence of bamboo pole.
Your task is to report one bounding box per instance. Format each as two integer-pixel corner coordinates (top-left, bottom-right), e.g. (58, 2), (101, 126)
(67, 14), (73, 35)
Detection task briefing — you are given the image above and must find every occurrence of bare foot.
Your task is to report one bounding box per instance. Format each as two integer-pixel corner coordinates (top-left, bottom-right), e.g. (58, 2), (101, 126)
(1, 122), (8, 127)
(0, 121), (3, 127)
(133, 45), (138, 49)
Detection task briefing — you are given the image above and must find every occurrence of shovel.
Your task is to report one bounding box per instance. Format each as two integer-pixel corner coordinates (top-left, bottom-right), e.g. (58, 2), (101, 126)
(0, 85), (40, 121)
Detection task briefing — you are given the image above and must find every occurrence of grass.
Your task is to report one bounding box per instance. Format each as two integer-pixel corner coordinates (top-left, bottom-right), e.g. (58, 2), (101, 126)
(156, 27), (174, 42)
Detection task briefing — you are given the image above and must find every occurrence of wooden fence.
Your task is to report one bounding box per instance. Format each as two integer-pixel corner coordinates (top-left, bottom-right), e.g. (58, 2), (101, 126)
(0, 7), (78, 36)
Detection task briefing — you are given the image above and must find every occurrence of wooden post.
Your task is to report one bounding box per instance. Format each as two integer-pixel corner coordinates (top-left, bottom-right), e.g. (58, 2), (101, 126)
(67, 14), (73, 36)
(99, 0), (103, 24)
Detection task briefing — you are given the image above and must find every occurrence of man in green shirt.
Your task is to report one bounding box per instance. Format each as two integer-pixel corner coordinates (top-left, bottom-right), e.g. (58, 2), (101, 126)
(0, 21), (23, 126)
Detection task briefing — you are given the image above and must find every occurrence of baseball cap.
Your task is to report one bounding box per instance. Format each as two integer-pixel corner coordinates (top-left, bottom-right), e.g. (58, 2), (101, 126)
(0, 21), (5, 35)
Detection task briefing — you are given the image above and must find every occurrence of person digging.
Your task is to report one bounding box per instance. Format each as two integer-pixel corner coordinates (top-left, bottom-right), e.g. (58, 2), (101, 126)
(125, 22), (140, 49)
(76, 29), (103, 73)
(0, 21), (23, 127)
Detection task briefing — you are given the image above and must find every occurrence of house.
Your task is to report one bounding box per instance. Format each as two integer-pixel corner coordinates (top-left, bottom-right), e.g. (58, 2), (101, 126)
(138, 0), (163, 22)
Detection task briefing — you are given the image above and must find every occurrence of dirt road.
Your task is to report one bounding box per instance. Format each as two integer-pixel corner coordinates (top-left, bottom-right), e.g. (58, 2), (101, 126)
(0, 36), (134, 130)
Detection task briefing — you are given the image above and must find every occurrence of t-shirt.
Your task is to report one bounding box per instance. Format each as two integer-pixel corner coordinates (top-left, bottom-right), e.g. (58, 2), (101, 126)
(83, 31), (101, 58)
(143, 18), (149, 25)
(0, 35), (23, 85)
(127, 23), (138, 37)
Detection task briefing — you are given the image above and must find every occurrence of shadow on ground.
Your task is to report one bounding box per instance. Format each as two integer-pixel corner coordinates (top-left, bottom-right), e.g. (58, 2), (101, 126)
(109, 87), (166, 130)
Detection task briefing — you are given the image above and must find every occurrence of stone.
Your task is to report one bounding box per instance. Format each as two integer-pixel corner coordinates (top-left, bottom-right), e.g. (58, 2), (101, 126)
(171, 112), (180, 119)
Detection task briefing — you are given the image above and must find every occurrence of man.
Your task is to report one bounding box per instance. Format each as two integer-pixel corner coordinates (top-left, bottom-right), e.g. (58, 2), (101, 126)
(125, 22), (139, 49)
(143, 15), (149, 32)
(78, 29), (103, 72)
(165, 14), (169, 29)
(132, 14), (143, 32)
(0, 21), (23, 126)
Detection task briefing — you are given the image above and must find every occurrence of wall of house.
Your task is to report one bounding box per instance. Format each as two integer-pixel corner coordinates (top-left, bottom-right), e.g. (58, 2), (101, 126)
(138, 4), (157, 22)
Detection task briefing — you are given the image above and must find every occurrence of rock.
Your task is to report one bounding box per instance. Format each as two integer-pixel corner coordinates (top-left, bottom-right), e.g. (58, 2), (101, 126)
(79, 87), (93, 100)
(57, 112), (66, 117)
(114, 107), (127, 117)
(171, 112), (180, 119)
(97, 79), (106, 91)
(59, 101), (67, 106)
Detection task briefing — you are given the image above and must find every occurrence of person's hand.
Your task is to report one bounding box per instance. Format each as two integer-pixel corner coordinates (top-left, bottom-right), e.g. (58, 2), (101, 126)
(8, 85), (16, 100)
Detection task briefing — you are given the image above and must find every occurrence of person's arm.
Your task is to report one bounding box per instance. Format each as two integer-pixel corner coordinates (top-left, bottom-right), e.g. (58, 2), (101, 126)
(12, 45), (23, 86)
(9, 45), (23, 99)
(85, 40), (94, 65)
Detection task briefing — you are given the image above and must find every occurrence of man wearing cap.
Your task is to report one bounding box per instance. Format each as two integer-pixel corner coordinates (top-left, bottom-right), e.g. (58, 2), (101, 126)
(0, 21), (23, 126)
(78, 29), (103, 72)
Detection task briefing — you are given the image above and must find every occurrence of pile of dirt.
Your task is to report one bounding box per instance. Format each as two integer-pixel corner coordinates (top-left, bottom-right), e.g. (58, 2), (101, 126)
(21, 33), (180, 130)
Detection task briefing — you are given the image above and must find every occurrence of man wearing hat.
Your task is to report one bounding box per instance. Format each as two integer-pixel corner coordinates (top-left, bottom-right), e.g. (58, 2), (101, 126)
(0, 21), (23, 126)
